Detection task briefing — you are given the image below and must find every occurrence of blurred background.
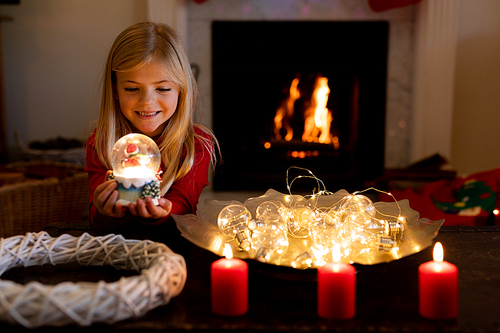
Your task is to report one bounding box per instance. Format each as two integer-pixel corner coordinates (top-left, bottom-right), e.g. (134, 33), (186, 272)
(0, 0), (499, 185)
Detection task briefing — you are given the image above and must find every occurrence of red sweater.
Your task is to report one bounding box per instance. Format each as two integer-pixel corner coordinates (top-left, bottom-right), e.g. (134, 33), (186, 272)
(85, 127), (211, 241)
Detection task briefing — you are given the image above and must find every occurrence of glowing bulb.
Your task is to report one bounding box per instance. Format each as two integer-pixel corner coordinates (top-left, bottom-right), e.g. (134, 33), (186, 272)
(289, 206), (317, 238)
(338, 193), (397, 261)
(250, 219), (289, 263)
(341, 194), (376, 217)
(309, 212), (340, 264)
(288, 195), (319, 238)
(217, 204), (252, 251)
(342, 220), (395, 259)
(256, 200), (288, 225)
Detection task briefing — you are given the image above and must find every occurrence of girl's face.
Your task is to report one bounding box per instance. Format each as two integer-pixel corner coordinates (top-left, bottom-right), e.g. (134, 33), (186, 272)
(116, 61), (180, 137)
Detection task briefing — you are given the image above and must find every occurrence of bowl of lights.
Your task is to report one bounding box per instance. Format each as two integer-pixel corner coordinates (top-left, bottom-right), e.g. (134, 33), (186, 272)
(172, 169), (444, 268)
(111, 133), (162, 206)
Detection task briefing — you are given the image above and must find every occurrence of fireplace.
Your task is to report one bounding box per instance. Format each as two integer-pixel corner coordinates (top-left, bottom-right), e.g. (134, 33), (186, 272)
(212, 21), (388, 192)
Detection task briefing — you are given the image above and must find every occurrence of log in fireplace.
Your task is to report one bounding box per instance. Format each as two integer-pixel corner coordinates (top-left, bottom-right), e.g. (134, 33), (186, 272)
(212, 21), (388, 192)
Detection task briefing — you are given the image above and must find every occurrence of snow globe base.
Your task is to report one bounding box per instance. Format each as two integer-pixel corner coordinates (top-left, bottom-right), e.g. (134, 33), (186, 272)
(115, 175), (159, 206)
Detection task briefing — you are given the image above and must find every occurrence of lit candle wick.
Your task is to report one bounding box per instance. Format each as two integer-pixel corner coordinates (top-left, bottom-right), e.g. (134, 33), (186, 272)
(223, 243), (233, 260)
(433, 242), (444, 272)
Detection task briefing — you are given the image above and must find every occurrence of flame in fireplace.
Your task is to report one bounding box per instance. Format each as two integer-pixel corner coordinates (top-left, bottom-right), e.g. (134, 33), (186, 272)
(273, 74), (335, 146)
(302, 75), (333, 144)
(274, 77), (300, 141)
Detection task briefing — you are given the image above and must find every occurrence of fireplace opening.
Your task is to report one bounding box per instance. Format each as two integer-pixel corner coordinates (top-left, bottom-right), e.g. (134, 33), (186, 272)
(212, 21), (388, 192)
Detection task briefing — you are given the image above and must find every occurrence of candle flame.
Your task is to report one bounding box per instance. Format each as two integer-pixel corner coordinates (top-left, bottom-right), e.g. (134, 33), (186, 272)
(223, 243), (233, 259)
(332, 243), (341, 263)
(433, 242), (443, 262)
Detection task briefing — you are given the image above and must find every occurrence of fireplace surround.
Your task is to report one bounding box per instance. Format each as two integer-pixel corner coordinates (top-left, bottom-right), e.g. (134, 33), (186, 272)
(212, 21), (389, 192)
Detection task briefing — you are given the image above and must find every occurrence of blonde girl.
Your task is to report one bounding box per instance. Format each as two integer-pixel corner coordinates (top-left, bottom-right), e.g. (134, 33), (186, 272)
(85, 22), (218, 241)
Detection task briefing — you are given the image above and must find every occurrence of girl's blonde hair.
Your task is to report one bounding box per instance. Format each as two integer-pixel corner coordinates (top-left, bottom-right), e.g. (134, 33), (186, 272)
(95, 22), (217, 194)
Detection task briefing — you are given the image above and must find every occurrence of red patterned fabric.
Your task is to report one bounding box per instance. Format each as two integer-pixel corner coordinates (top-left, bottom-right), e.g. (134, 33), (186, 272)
(381, 168), (500, 226)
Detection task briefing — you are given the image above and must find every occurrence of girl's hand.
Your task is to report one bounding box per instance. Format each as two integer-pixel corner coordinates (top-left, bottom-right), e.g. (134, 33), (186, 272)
(128, 197), (172, 220)
(93, 170), (127, 219)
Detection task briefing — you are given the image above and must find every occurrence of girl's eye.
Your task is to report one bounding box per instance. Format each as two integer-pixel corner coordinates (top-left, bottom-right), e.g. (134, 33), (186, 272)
(157, 88), (171, 93)
(124, 87), (139, 92)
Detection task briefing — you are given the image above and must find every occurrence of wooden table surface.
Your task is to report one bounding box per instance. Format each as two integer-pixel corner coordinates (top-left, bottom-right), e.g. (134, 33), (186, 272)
(0, 225), (499, 332)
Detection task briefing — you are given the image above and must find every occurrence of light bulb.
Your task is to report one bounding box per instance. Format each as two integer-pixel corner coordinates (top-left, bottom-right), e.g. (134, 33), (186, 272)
(335, 194), (398, 261)
(255, 200), (288, 225)
(309, 211), (341, 265)
(249, 200), (286, 232)
(110, 133), (161, 205)
(341, 217), (395, 260)
(217, 204), (252, 251)
(340, 194), (376, 219)
(288, 205), (317, 238)
(250, 219), (289, 263)
(287, 194), (326, 238)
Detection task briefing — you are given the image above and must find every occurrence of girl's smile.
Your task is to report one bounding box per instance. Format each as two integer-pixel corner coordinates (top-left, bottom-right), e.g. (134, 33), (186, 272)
(136, 111), (161, 117)
(116, 61), (180, 137)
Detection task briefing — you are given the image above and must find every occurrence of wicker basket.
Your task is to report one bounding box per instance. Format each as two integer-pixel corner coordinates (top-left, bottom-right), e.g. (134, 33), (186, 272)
(0, 161), (89, 238)
(14, 131), (86, 167)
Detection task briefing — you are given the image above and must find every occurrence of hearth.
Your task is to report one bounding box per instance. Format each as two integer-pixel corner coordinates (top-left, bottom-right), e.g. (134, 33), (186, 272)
(212, 21), (388, 192)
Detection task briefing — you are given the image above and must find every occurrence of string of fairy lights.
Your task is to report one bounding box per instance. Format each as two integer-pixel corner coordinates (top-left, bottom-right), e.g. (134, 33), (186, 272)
(217, 167), (405, 268)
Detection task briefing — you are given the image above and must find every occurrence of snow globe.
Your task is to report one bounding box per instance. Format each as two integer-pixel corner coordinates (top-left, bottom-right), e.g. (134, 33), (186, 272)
(110, 133), (162, 205)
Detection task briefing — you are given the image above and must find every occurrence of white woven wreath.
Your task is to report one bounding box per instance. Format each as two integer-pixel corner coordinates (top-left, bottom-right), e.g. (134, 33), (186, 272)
(0, 231), (187, 328)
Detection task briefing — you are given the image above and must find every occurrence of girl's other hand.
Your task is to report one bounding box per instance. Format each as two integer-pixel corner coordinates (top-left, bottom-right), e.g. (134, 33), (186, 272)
(128, 197), (172, 220)
(93, 170), (127, 219)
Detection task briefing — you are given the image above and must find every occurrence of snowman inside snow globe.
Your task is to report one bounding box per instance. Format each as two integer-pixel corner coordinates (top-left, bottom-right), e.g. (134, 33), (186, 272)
(110, 133), (162, 206)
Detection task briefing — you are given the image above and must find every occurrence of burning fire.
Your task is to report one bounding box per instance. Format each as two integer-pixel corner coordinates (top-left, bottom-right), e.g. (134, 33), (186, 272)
(274, 77), (300, 141)
(302, 75), (333, 144)
(273, 74), (336, 146)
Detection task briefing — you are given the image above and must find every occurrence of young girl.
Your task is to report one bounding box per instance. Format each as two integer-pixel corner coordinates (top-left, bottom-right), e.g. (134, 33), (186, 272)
(85, 22), (218, 244)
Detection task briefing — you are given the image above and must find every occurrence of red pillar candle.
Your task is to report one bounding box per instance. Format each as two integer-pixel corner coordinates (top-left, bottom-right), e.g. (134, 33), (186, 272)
(211, 244), (248, 316)
(419, 242), (458, 319)
(317, 246), (356, 319)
